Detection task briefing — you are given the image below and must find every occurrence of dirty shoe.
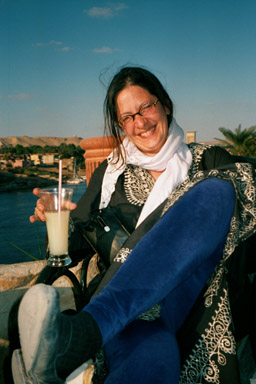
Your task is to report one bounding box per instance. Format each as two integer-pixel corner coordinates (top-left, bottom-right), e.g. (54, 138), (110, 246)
(17, 284), (66, 383)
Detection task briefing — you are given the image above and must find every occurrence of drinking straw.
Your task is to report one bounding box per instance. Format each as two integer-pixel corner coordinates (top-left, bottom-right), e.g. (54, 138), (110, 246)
(58, 159), (62, 213)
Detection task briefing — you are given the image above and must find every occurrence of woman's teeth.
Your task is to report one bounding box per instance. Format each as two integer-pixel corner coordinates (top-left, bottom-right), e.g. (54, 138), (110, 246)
(140, 127), (155, 137)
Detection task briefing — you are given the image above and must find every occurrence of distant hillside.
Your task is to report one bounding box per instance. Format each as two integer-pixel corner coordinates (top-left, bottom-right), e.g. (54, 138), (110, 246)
(0, 136), (83, 148)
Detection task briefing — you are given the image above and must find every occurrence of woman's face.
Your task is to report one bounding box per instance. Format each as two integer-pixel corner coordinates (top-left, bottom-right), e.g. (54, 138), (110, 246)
(116, 85), (170, 156)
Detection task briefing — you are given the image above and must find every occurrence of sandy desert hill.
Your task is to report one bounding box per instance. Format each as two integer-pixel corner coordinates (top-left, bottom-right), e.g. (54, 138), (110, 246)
(0, 136), (83, 148)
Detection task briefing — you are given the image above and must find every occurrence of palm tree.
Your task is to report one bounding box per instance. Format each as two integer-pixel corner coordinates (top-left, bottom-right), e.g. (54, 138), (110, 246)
(215, 124), (256, 157)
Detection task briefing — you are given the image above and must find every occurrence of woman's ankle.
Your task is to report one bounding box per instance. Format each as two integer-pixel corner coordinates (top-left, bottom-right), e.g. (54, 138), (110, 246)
(56, 311), (102, 379)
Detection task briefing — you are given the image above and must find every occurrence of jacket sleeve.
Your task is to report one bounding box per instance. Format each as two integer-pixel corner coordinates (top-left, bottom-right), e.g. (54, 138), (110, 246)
(68, 160), (108, 261)
(199, 146), (234, 170)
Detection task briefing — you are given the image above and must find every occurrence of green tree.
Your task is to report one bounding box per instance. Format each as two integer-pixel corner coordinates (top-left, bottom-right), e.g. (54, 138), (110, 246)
(215, 124), (256, 157)
(74, 146), (85, 169)
(15, 144), (27, 155)
(3, 152), (16, 162)
(43, 145), (58, 154)
(59, 143), (76, 159)
(29, 145), (43, 154)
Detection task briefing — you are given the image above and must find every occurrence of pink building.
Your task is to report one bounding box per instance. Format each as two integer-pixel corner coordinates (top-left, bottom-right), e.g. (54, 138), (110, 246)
(10, 159), (31, 168)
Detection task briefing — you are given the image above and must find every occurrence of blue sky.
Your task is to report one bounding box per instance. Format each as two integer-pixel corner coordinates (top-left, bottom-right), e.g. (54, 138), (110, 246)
(1, 0), (255, 142)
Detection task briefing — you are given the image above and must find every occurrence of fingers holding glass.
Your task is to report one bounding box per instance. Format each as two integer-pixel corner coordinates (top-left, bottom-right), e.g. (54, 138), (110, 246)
(30, 199), (46, 223)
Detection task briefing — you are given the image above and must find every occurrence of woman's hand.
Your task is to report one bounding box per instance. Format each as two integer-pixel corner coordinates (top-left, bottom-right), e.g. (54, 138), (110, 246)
(29, 188), (77, 223)
(29, 188), (46, 223)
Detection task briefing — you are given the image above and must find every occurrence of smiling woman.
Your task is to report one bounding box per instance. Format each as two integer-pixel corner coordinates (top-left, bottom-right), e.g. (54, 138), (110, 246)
(104, 67), (174, 162)
(116, 86), (169, 157)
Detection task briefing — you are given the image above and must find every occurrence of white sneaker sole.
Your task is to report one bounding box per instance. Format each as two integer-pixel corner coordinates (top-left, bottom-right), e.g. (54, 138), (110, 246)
(18, 284), (60, 378)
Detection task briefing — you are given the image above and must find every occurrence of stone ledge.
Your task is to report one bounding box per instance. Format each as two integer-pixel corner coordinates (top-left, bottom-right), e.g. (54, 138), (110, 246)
(0, 259), (84, 292)
(0, 260), (47, 292)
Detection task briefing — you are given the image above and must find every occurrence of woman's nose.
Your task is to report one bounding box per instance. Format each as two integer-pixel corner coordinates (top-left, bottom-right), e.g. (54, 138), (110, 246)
(134, 114), (147, 129)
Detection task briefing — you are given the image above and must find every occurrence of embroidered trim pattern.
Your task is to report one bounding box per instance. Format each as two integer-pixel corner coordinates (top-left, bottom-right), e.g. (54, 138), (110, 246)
(179, 288), (236, 384)
(203, 265), (226, 308)
(124, 165), (154, 206)
(187, 142), (212, 176)
(113, 247), (132, 263)
(138, 304), (161, 321)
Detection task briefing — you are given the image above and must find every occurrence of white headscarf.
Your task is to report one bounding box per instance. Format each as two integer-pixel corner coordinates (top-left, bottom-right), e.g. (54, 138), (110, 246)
(100, 118), (192, 227)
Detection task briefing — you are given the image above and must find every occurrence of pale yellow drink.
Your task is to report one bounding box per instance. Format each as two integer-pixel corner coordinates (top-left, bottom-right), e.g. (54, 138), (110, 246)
(40, 187), (73, 267)
(45, 210), (70, 256)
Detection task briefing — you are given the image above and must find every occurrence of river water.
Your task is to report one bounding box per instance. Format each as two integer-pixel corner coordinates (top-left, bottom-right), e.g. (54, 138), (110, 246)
(0, 183), (87, 264)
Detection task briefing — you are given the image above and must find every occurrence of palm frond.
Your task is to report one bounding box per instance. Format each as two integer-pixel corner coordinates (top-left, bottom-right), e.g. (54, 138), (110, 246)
(214, 138), (233, 148)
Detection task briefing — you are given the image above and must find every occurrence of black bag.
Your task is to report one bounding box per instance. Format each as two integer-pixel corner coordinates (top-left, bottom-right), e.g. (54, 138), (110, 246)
(79, 206), (130, 267)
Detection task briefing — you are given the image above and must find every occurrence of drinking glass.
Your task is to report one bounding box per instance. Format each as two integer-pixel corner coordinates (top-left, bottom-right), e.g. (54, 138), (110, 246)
(39, 188), (73, 267)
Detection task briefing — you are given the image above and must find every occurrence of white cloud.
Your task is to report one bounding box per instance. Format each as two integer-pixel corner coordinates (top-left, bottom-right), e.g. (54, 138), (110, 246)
(84, 3), (128, 18)
(114, 3), (128, 11)
(93, 46), (119, 53)
(36, 40), (63, 47)
(35, 40), (74, 52)
(60, 46), (74, 52)
(49, 40), (63, 46)
(8, 93), (31, 100)
(86, 7), (112, 18)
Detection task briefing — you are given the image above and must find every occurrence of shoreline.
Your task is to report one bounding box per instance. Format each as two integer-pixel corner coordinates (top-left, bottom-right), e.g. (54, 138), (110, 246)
(0, 172), (58, 193)
(0, 170), (86, 193)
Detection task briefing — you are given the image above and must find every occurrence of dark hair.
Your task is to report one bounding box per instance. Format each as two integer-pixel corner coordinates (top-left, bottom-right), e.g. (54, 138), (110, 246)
(104, 66), (174, 163)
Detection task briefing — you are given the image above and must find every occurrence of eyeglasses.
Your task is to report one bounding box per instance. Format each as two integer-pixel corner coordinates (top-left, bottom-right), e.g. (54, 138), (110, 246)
(118, 100), (159, 129)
